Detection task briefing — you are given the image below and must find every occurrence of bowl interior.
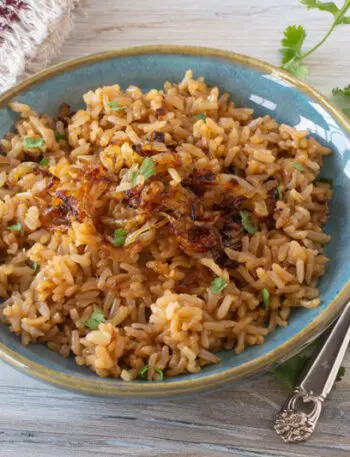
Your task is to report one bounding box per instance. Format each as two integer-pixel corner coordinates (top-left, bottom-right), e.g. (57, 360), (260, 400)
(0, 49), (349, 393)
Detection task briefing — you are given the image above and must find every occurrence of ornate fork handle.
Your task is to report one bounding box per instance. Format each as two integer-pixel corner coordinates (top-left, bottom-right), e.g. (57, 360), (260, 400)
(274, 300), (350, 443)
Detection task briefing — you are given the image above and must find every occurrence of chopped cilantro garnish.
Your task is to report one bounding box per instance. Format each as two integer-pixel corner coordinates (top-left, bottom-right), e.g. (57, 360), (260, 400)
(240, 211), (258, 234)
(107, 101), (128, 111)
(55, 132), (66, 142)
(39, 157), (49, 166)
(139, 157), (156, 180)
(210, 277), (228, 294)
(292, 162), (305, 173)
(113, 228), (127, 247)
(32, 262), (38, 272)
(262, 288), (270, 310)
(23, 137), (45, 150)
(138, 366), (164, 381)
(7, 223), (22, 232)
(82, 308), (105, 330)
(275, 186), (283, 201)
(196, 113), (207, 122)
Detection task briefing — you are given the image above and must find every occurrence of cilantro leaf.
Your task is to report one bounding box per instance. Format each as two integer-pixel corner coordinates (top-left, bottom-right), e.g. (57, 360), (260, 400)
(55, 132), (66, 142)
(107, 101), (128, 111)
(275, 186), (283, 201)
(23, 137), (45, 150)
(332, 85), (350, 97)
(292, 162), (305, 173)
(138, 366), (164, 381)
(131, 172), (138, 186)
(196, 113), (207, 122)
(336, 366), (346, 382)
(240, 211), (258, 234)
(282, 58), (309, 80)
(32, 262), (38, 272)
(82, 308), (105, 330)
(273, 341), (346, 390)
(113, 228), (127, 247)
(7, 223), (22, 232)
(262, 288), (270, 310)
(301, 0), (339, 16)
(280, 25), (306, 65)
(273, 353), (310, 390)
(280, 1), (350, 78)
(39, 157), (49, 166)
(139, 158), (156, 180)
(210, 277), (228, 294)
(331, 84), (350, 117)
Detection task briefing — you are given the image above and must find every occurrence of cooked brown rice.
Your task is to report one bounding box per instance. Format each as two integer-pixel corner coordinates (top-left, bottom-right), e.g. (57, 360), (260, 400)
(0, 71), (332, 380)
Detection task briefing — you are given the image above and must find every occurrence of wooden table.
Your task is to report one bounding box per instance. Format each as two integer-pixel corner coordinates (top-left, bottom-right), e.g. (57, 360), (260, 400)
(1, 1), (349, 456)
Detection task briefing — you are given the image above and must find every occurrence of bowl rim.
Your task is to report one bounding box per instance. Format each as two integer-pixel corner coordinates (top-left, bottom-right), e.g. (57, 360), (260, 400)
(0, 44), (349, 398)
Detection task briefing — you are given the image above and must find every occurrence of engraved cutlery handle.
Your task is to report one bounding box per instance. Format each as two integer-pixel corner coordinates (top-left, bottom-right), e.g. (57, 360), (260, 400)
(274, 300), (350, 443)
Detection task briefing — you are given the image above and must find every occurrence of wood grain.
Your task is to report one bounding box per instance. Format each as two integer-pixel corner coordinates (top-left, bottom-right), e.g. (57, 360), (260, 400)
(1, 1), (350, 456)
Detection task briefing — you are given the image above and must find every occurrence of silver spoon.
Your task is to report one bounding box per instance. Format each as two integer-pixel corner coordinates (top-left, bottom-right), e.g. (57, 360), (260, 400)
(274, 300), (350, 443)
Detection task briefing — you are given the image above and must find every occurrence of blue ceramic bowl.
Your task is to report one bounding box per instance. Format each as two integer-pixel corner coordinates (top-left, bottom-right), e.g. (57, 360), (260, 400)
(0, 46), (349, 398)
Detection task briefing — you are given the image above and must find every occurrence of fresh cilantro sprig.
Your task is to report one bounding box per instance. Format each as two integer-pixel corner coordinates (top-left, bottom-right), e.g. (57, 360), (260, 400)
(280, 0), (350, 79)
(331, 84), (350, 117)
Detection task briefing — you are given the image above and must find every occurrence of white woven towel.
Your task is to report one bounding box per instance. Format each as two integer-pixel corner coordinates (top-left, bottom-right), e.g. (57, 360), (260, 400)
(0, 0), (79, 93)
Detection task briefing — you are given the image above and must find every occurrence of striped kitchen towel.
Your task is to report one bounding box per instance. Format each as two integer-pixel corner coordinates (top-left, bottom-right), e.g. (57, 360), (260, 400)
(0, 0), (80, 93)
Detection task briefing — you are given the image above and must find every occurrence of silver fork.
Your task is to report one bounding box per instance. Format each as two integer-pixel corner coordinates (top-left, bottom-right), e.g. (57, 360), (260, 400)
(274, 300), (350, 443)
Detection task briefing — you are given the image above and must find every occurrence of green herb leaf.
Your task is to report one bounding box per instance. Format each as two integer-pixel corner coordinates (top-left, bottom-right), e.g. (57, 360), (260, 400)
(240, 211), (258, 234)
(332, 85), (350, 97)
(336, 366), (346, 382)
(196, 113), (207, 122)
(273, 340), (346, 390)
(292, 162), (305, 173)
(316, 177), (333, 187)
(32, 262), (38, 272)
(210, 277), (228, 294)
(138, 366), (164, 381)
(282, 58), (309, 80)
(23, 137), (45, 150)
(279, 2), (350, 79)
(275, 186), (283, 201)
(7, 223), (22, 232)
(113, 228), (127, 247)
(55, 132), (66, 142)
(39, 157), (49, 166)
(262, 288), (270, 310)
(107, 101), (128, 111)
(273, 353), (310, 390)
(280, 25), (306, 65)
(82, 308), (105, 330)
(131, 172), (138, 186)
(301, 0), (339, 16)
(331, 84), (350, 117)
(139, 157), (156, 180)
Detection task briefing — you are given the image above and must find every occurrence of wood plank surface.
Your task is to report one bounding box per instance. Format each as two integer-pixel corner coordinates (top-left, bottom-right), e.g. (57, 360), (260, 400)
(1, 1), (350, 456)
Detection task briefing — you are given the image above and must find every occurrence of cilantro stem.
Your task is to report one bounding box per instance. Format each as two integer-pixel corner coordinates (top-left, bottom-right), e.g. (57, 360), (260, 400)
(300, 0), (350, 61)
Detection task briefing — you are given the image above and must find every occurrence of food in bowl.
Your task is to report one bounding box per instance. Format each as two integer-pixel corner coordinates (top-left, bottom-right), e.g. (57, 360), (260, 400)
(0, 70), (332, 381)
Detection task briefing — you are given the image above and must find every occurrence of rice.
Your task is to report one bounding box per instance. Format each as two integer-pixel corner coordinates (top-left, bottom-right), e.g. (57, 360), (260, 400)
(0, 70), (332, 381)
